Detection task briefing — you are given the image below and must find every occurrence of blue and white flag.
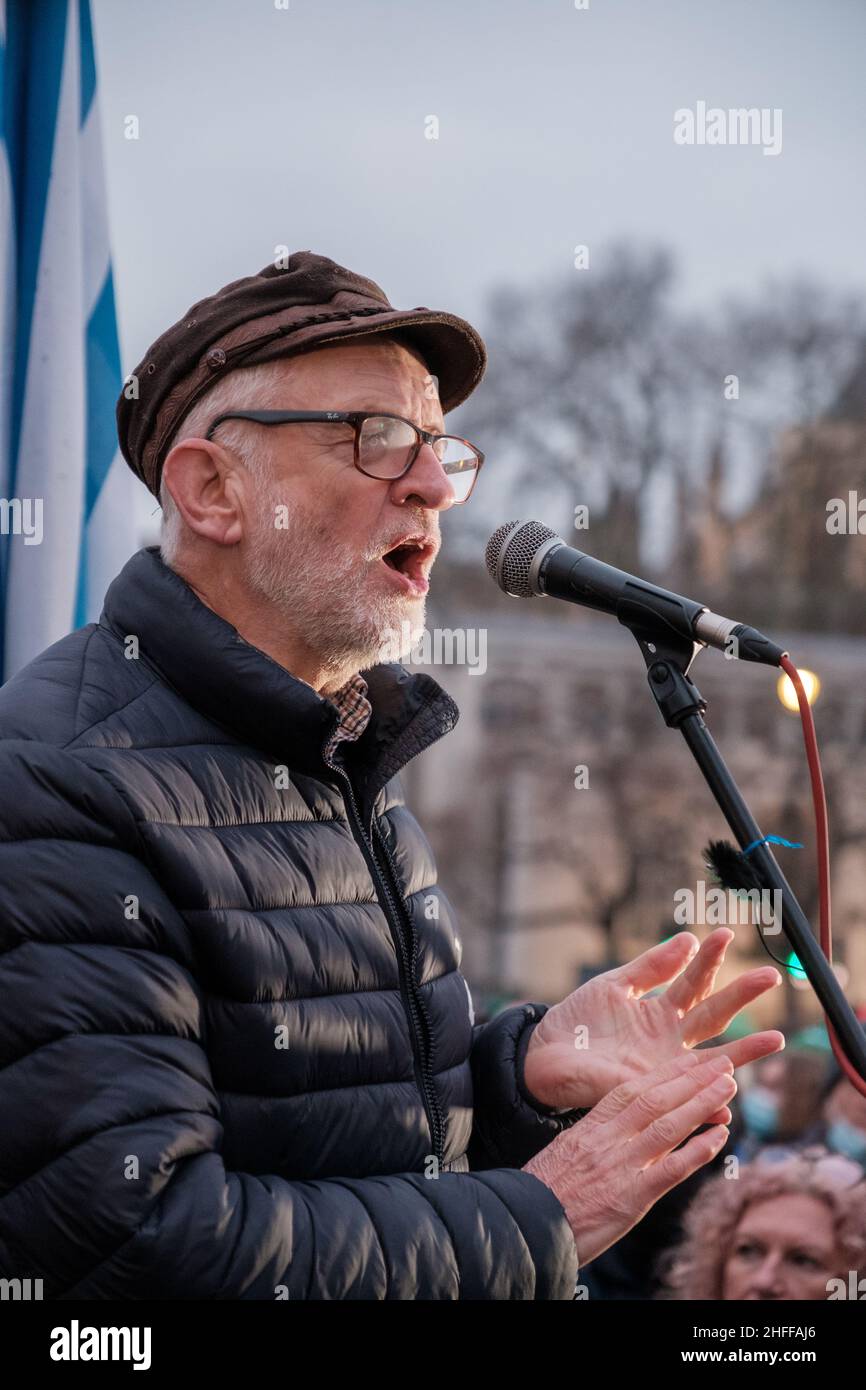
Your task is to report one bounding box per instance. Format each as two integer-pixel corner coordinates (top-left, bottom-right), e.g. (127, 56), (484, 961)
(0, 0), (138, 681)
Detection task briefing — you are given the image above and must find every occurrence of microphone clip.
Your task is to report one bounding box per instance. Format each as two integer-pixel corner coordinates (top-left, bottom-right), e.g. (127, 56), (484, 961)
(628, 625), (708, 731)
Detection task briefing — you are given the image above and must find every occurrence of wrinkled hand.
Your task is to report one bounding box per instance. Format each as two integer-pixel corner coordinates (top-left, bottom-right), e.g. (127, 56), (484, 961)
(523, 1052), (738, 1268)
(523, 927), (784, 1115)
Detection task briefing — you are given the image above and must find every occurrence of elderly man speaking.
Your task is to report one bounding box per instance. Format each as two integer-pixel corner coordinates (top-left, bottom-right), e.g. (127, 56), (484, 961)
(0, 251), (783, 1300)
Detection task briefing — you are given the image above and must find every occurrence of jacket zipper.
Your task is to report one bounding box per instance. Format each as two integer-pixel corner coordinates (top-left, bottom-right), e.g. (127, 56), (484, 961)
(372, 821), (446, 1165)
(326, 758), (446, 1168)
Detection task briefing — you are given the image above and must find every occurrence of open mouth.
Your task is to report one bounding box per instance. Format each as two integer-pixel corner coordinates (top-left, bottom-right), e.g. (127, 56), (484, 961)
(380, 536), (435, 584)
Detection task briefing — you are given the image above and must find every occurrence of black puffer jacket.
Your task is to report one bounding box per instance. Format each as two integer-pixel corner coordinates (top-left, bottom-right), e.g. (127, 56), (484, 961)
(0, 547), (580, 1299)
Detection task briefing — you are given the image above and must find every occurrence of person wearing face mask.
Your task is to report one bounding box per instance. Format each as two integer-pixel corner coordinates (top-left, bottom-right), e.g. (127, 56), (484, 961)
(824, 1088), (866, 1166)
(822, 1026), (866, 1168)
(734, 1043), (828, 1160)
(658, 1147), (866, 1301)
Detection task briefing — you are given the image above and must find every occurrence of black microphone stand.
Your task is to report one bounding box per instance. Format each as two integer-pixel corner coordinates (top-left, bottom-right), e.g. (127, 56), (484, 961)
(627, 622), (866, 1083)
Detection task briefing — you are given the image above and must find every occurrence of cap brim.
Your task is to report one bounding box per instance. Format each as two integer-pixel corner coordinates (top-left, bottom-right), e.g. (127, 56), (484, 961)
(245, 308), (487, 415)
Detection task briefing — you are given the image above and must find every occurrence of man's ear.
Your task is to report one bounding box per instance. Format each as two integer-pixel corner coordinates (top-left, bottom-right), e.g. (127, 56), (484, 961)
(160, 438), (246, 547)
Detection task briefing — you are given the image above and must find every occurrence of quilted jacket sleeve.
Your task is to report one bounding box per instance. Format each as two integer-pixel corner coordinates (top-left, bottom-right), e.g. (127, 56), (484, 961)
(0, 742), (577, 1301)
(467, 1004), (587, 1171)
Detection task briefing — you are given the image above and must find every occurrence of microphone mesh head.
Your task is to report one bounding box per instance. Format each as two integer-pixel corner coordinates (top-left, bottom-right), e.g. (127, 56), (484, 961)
(484, 519), (559, 598)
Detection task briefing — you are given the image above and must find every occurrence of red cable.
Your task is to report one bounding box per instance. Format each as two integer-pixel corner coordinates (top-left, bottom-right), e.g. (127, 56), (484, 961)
(779, 654), (866, 1097)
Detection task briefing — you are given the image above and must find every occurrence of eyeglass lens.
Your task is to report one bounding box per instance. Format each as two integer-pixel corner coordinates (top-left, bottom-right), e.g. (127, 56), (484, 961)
(358, 415), (479, 501)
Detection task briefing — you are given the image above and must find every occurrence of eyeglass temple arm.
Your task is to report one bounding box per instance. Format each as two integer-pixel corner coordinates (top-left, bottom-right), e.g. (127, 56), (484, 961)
(205, 410), (361, 438)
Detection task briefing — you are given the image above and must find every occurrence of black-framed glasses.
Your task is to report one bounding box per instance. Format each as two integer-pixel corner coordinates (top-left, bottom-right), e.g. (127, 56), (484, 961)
(204, 410), (485, 504)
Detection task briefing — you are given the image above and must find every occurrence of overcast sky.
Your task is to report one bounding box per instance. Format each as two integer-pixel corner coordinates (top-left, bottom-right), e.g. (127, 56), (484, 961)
(92, 0), (866, 375)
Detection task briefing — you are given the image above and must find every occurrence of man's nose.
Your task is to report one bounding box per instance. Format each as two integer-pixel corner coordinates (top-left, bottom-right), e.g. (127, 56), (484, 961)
(389, 442), (456, 511)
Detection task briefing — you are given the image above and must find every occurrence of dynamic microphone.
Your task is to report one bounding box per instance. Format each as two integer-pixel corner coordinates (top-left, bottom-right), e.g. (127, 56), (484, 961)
(485, 520), (787, 667)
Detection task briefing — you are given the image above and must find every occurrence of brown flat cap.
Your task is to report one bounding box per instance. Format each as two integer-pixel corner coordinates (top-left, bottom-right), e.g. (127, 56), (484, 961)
(117, 249), (488, 496)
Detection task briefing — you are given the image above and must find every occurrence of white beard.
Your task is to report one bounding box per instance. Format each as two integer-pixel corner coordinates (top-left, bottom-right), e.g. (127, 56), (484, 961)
(243, 489), (428, 683)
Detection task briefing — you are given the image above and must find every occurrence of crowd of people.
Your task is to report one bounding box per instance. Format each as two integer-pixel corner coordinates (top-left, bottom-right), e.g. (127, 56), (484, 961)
(579, 1027), (866, 1300)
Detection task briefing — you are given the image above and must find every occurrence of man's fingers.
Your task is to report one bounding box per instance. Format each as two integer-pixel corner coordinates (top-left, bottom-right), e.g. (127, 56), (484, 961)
(593, 1054), (734, 1142)
(665, 928), (733, 1015)
(641, 1125), (730, 1209)
(586, 1049), (711, 1124)
(705, 1105), (733, 1126)
(617, 932), (699, 999)
(682, 967), (782, 1043)
(628, 1068), (737, 1167)
(698, 1030), (786, 1070)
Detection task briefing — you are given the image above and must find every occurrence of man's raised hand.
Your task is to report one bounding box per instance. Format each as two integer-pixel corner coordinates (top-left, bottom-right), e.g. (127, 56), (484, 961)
(523, 927), (784, 1114)
(522, 1052), (738, 1268)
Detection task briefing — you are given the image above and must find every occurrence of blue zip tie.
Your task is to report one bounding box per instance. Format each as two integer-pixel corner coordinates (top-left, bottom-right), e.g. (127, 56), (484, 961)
(742, 835), (803, 858)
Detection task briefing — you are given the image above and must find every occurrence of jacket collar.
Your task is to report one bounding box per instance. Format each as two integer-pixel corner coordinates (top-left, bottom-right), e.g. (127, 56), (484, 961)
(99, 547), (459, 795)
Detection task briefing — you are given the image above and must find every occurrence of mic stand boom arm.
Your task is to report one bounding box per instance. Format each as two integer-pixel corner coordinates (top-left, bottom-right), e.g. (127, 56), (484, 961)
(628, 623), (866, 1083)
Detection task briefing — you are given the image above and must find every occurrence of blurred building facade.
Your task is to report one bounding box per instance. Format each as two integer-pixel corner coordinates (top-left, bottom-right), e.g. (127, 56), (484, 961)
(404, 376), (866, 1023)
(405, 617), (866, 1023)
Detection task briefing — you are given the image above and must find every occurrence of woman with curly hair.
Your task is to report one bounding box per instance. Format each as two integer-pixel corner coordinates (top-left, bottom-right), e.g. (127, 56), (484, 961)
(659, 1147), (866, 1300)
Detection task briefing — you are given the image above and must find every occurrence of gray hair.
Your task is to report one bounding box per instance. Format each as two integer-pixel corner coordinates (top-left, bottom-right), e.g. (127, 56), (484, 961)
(158, 359), (294, 567)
